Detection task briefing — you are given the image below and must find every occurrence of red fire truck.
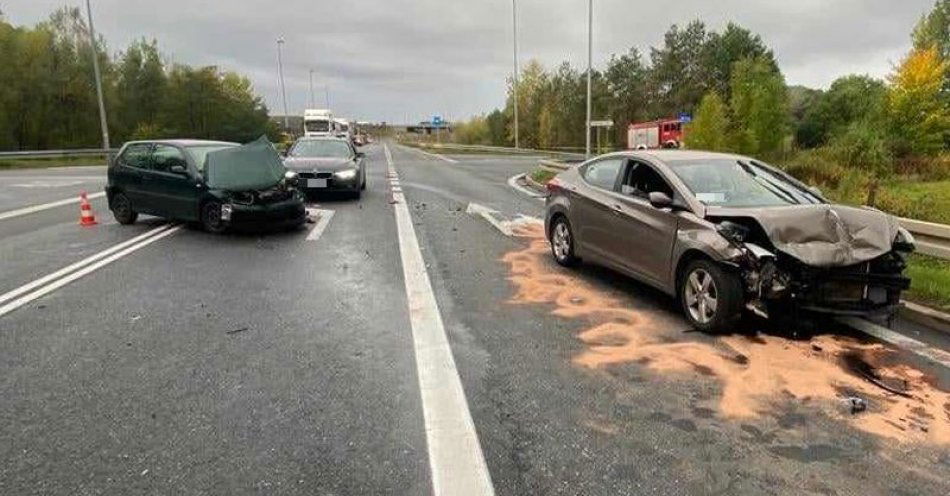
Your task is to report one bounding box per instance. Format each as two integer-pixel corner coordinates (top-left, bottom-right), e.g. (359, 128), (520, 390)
(627, 118), (686, 150)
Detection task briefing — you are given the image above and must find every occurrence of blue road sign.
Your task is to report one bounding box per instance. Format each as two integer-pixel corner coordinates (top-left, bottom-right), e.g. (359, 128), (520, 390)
(678, 112), (692, 123)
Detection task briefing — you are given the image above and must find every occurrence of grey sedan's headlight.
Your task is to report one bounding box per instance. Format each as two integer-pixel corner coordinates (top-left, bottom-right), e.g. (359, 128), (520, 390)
(334, 169), (358, 180)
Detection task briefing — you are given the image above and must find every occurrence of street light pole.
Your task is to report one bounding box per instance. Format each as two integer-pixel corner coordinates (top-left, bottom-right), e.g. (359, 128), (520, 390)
(276, 37), (289, 133)
(585, 0), (593, 159)
(84, 0), (110, 150)
(309, 69), (315, 109)
(511, 0), (520, 149)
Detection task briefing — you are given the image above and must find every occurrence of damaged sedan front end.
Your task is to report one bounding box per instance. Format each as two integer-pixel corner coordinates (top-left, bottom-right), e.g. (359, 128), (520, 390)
(710, 202), (914, 321)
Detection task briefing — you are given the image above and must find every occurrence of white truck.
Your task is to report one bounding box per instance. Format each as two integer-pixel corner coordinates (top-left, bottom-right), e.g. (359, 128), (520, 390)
(333, 117), (352, 141)
(303, 109), (334, 137)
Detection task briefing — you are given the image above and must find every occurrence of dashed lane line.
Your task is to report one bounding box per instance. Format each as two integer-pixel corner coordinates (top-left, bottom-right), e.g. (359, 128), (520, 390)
(305, 208), (335, 242)
(384, 143), (495, 496)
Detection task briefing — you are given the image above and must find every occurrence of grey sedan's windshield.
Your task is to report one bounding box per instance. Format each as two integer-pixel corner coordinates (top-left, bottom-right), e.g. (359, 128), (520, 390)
(290, 140), (352, 158)
(668, 159), (823, 207)
(186, 145), (236, 171)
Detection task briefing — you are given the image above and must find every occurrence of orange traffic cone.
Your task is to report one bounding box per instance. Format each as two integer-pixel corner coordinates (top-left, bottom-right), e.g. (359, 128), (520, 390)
(79, 191), (98, 226)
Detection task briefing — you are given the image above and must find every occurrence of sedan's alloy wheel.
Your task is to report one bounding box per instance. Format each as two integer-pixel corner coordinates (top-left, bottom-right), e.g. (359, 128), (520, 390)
(552, 222), (571, 261)
(684, 268), (718, 324)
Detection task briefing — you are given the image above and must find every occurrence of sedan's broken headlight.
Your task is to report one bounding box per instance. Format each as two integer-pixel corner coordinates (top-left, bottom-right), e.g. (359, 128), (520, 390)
(893, 227), (915, 253)
(334, 169), (358, 180)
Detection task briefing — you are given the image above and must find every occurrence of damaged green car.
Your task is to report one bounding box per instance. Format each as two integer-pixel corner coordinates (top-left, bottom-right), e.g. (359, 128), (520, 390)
(106, 137), (306, 233)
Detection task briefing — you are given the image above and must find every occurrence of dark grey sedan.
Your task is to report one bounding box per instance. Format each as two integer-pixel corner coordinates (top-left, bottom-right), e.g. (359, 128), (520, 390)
(283, 137), (366, 199)
(544, 150), (914, 332)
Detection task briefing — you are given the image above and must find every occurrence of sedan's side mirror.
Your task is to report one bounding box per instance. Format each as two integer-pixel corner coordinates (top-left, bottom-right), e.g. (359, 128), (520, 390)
(649, 191), (673, 209)
(169, 164), (187, 175)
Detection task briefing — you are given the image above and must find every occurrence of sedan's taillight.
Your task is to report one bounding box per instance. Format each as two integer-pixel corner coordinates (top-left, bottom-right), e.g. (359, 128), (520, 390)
(546, 178), (562, 193)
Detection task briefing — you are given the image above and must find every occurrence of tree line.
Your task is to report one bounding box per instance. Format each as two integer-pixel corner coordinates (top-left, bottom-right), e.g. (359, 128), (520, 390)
(0, 7), (277, 151)
(454, 0), (950, 171)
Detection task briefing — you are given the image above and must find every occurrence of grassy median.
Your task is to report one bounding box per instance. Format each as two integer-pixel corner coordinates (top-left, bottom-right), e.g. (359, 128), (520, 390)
(0, 156), (107, 169)
(905, 254), (950, 312)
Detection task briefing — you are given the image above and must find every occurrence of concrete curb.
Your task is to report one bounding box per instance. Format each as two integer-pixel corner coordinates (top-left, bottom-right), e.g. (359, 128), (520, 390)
(901, 301), (950, 334)
(523, 173), (548, 193)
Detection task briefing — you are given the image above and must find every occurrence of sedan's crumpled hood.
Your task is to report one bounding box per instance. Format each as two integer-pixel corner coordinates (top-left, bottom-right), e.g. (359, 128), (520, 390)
(709, 204), (901, 267)
(283, 157), (356, 173)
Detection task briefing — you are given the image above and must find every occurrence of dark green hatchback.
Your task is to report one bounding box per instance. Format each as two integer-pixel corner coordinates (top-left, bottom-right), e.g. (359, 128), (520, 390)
(105, 137), (306, 233)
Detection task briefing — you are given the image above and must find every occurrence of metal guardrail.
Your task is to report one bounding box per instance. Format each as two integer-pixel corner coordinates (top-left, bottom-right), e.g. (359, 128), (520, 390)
(0, 148), (116, 159)
(535, 158), (950, 261)
(411, 142), (585, 159)
(900, 218), (950, 260)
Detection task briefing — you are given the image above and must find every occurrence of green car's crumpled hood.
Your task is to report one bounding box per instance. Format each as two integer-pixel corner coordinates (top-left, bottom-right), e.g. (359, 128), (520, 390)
(203, 136), (286, 191)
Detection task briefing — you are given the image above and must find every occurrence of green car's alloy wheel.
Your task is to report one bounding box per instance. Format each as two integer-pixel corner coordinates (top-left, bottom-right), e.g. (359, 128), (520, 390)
(201, 201), (227, 234)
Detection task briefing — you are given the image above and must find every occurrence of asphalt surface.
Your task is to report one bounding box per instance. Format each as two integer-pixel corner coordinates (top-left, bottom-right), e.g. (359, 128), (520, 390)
(0, 144), (948, 495)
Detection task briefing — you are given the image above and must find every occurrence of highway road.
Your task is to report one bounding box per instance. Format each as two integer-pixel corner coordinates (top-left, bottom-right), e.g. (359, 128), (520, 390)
(0, 144), (948, 495)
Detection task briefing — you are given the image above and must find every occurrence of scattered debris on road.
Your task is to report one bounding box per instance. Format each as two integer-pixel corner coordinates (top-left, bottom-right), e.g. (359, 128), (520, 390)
(842, 396), (868, 414)
(225, 327), (248, 335)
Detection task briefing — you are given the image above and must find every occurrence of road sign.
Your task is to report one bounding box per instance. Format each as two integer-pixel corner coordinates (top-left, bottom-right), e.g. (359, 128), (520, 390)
(678, 112), (692, 123)
(590, 120), (613, 127)
(432, 115), (444, 126)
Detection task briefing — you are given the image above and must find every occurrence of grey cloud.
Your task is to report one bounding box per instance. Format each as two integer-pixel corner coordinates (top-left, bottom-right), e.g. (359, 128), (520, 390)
(8, 0), (934, 123)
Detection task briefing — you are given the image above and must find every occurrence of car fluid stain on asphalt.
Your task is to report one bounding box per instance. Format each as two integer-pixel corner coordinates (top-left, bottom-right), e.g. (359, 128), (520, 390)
(502, 223), (950, 445)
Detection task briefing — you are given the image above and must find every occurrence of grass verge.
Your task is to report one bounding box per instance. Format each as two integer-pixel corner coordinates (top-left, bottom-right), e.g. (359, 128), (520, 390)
(529, 167), (557, 185)
(905, 253), (950, 312)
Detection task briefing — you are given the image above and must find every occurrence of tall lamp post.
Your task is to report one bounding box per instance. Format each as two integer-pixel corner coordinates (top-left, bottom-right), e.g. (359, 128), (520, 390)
(276, 37), (289, 133)
(85, 0), (110, 151)
(512, 0), (520, 149)
(585, 0), (593, 159)
(309, 69), (316, 108)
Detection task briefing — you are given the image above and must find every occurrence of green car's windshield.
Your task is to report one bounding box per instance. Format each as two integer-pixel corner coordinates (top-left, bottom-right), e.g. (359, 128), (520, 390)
(667, 159), (823, 207)
(289, 140), (352, 158)
(186, 145), (237, 171)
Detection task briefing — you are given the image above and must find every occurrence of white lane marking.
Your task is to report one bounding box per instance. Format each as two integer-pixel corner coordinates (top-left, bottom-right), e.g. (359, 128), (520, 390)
(465, 203), (513, 236)
(507, 173), (545, 202)
(837, 316), (950, 369)
(465, 203), (542, 238)
(11, 180), (86, 188)
(305, 208), (335, 242)
(400, 144), (459, 164)
(0, 191), (106, 221)
(384, 144), (495, 496)
(0, 225), (182, 318)
(0, 224), (173, 307)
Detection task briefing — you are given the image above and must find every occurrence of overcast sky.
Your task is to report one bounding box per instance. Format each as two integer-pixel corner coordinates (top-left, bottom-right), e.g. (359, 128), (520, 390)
(6, 0), (935, 124)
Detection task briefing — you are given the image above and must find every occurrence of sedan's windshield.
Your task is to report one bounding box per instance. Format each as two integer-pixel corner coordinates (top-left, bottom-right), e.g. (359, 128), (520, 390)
(668, 159), (823, 207)
(290, 140), (352, 158)
(186, 145), (237, 171)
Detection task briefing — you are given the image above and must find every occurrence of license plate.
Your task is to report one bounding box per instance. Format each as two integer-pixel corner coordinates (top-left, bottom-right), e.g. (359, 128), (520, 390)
(307, 178), (327, 188)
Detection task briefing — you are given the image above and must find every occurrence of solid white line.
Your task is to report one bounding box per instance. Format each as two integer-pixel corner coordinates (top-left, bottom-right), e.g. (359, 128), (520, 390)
(0, 224), (172, 306)
(401, 144), (459, 164)
(0, 226), (182, 318)
(305, 209), (335, 241)
(507, 173), (545, 202)
(0, 191), (106, 221)
(837, 316), (950, 368)
(384, 144), (495, 496)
